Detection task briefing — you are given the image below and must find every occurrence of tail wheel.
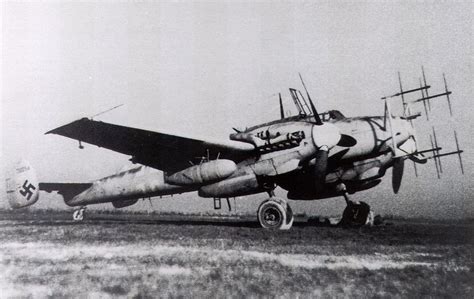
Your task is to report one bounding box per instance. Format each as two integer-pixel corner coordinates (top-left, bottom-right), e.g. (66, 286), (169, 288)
(257, 198), (294, 230)
(72, 208), (86, 221)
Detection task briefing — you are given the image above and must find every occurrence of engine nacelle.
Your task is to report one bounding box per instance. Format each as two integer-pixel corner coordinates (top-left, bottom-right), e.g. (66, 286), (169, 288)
(166, 159), (237, 186)
(198, 173), (262, 198)
(112, 198), (139, 208)
(6, 160), (40, 209)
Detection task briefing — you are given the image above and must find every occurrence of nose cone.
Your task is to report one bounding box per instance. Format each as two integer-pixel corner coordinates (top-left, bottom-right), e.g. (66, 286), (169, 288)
(393, 118), (413, 145)
(311, 123), (341, 149)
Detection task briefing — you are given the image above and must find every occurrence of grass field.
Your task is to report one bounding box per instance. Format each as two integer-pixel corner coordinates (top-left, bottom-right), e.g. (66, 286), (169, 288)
(0, 210), (473, 298)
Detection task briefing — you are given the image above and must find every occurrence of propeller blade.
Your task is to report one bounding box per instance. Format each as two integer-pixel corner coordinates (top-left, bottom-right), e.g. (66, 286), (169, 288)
(443, 73), (453, 116)
(337, 134), (357, 147)
(314, 148), (329, 189)
(392, 158), (405, 194)
(310, 122), (341, 190)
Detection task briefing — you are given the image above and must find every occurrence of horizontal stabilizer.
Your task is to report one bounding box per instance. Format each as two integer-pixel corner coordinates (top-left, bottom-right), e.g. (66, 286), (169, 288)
(39, 182), (92, 197)
(4, 161), (91, 208)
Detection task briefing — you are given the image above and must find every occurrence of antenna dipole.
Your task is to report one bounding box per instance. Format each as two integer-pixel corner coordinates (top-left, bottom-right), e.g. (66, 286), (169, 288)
(398, 72), (406, 108)
(454, 130), (464, 174)
(422, 66), (431, 111)
(419, 78), (429, 120)
(432, 127), (442, 173)
(443, 73), (453, 116)
(430, 135), (441, 179)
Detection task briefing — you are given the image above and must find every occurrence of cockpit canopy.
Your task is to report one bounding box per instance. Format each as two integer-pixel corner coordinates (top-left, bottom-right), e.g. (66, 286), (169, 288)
(320, 110), (346, 121)
(289, 87), (345, 121)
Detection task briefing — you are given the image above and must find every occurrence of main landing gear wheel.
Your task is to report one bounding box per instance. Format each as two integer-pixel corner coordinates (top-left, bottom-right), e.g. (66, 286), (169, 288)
(340, 201), (370, 227)
(72, 207), (86, 221)
(336, 183), (371, 227)
(257, 198), (294, 230)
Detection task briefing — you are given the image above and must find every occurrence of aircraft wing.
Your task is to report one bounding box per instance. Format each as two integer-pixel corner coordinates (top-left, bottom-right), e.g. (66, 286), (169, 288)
(46, 118), (255, 172)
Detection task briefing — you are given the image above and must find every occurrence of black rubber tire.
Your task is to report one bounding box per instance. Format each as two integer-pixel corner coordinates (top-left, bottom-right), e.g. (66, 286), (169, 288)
(72, 208), (85, 221)
(339, 201), (370, 227)
(257, 198), (294, 230)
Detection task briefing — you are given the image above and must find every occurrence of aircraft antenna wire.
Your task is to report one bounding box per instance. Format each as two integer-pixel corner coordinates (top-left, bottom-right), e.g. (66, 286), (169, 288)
(91, 104), (124, 120)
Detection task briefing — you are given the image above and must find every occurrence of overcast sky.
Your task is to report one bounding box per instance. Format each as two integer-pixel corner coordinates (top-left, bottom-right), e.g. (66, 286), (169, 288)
(1, 1), (472, 218)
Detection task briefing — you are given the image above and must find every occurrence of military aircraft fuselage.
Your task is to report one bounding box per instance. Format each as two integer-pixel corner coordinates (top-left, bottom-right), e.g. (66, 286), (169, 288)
(6, 71), (459, 231)
(244, 114), (413, 162)
(62, 113), (415, 207)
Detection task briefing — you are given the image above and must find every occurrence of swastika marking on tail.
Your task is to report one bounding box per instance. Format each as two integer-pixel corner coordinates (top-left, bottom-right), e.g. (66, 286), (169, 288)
(19, 180), (36, 201)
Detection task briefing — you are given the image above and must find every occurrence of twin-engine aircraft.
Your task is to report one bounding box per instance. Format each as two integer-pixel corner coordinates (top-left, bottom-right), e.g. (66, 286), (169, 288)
(6, 70), (464, 229)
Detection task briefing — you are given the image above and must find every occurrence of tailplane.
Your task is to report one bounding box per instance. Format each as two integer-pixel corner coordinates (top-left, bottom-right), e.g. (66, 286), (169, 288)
(39, 182), (92, 204)
(6, 160), (93, 209)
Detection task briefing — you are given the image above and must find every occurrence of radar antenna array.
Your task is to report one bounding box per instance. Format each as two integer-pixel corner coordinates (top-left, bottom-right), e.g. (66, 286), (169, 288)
(382, 67), (464, 178)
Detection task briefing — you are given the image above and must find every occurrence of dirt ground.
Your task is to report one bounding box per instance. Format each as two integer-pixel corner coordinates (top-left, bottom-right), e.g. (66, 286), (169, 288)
(0, 210), (473, 298)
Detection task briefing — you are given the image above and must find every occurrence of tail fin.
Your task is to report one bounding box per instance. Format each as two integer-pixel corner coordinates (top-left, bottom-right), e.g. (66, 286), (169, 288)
(6, 160), (40, 209)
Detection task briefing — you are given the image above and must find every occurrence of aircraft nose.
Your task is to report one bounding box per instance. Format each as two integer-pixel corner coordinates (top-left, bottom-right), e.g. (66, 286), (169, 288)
(311, 123), (341, 150)
(394, 118), (416, 149)
(407, 121), (416, 138)
(401, 119), (414, 140)
(406, 120), (418, 146)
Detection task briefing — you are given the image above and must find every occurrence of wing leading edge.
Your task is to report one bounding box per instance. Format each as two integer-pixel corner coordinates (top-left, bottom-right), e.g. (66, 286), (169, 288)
(46, 118), (255, 172)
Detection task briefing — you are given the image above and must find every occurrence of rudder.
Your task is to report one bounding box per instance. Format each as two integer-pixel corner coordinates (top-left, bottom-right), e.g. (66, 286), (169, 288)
(6, 160), (40, 209)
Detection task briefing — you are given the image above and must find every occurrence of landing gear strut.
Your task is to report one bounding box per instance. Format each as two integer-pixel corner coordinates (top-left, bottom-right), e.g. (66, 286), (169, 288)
(72, 206), (86, 221)
(257, 196), (294, 230)
(338, 184), (371, 227)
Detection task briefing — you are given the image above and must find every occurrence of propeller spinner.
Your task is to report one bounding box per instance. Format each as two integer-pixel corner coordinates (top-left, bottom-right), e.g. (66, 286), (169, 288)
(299, 73), (353, 190)
(311, 123), (341, 190)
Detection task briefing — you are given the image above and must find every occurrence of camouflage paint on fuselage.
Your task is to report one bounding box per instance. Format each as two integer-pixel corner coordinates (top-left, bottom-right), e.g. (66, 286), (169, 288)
(65, 113), (415, 206)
